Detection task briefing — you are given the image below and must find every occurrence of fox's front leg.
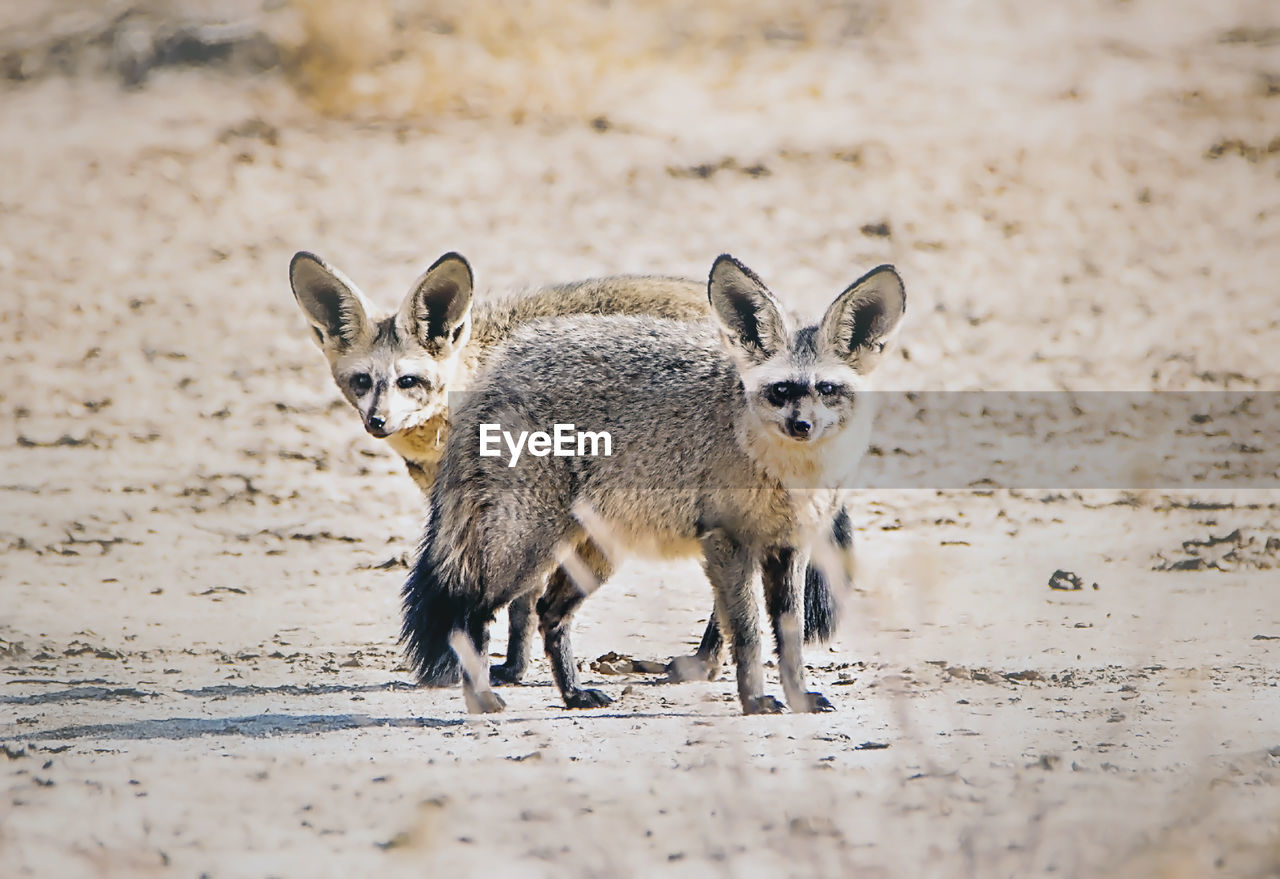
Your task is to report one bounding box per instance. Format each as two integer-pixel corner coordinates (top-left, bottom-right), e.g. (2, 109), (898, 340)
(702, 531), (783, 715)
(490, 590), (536, 685)
(763, 547), (834, 713)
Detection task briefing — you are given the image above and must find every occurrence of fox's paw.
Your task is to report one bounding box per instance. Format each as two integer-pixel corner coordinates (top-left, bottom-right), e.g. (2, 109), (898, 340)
(665, 655), (720, 683)
(798, 691), (836, 713)
(563, 688), (613, 709)
(742, 695), (786, 715)
(463, 688), (506, 714)
(489, 662), (526, 686)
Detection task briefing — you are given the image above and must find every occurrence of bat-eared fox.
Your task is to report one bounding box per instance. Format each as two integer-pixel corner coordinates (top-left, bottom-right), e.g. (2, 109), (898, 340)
(291, 253), (852, 685)
(401, 255), (904, 714)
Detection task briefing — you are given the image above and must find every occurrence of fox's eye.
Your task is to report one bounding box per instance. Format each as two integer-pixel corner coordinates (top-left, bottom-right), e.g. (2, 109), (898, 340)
(350, 373), (372, 394)
(396, 375), (420, 389)
(766, 382), (794, 405)
(816, 381), (839, 396)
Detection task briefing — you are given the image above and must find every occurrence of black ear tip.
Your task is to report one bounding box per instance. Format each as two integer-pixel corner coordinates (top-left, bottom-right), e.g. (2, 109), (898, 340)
(708, 254), (731, 283)
(290, 250), (323, 276)
(867, 263), (901, 281)
(430, 251), (474, 285)
(861, 264), (906, 308)
(709, 254), (761, 290)
(289, 252), (331, 294)
(710, 252), (743, 270)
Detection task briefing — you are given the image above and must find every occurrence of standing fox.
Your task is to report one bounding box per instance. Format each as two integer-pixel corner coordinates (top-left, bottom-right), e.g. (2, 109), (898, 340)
(288, 252), (708, 493)
(402, 255), (904, 714)
(290, 252), (848, 684)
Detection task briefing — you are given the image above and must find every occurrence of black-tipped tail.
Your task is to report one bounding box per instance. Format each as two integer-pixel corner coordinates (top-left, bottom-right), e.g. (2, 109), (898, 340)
(803, 507), (852, 644)
(400, 523), (468, 686)
(803, 565), (837, 644)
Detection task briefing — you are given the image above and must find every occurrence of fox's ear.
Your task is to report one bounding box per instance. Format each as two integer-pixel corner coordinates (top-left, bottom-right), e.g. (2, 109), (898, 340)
(401, 252), (473, 355)
(708, 255), (789, 362)
(290, 252), (373, 352)
(818, 265), (905, 373)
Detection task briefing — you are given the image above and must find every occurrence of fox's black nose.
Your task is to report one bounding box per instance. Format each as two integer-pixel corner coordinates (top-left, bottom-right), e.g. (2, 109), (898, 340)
(367, 415), (386, 433)
(787, 419), (812, 439)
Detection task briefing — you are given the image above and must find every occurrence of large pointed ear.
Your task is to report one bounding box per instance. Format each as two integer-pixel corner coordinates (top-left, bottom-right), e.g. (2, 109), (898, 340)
(818, 265), (905, 373)
(707, 255), (790, 362)
(399, 252), (473, 355)
(289, 251), (373, 352)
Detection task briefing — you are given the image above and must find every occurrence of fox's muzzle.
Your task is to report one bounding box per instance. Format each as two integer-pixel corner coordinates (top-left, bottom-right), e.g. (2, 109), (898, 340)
(784, 417), (812, 440)
(366, 415), (392, 438)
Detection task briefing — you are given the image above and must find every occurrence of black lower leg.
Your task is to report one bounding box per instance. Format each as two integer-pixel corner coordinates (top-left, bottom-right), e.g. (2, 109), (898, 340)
(764, 548), (832, 713)
(491, 590), (536, 685)
(537, 568), (612, 709)
(695, 613), (725, 668)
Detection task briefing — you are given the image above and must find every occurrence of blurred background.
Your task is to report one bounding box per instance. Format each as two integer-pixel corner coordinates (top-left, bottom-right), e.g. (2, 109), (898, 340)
(3, 0), (1277, 391)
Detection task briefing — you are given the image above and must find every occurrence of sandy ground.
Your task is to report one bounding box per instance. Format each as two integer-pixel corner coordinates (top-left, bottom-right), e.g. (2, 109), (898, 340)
(2, 1), (1279, 876)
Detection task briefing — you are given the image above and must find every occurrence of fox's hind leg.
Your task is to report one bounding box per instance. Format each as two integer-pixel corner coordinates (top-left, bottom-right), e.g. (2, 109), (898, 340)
(537, 537), (615, 709)
(763, 547), (834, 713)
(455, 501), (570, 713)
(490, 590), (537, 685)
(444, 612), (506, 714)
(666, 615), (725, 682)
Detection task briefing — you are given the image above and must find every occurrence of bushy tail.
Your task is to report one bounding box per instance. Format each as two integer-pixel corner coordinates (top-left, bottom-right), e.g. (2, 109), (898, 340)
(802, 506), (853, 644)
(400, 514), (471, 687)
